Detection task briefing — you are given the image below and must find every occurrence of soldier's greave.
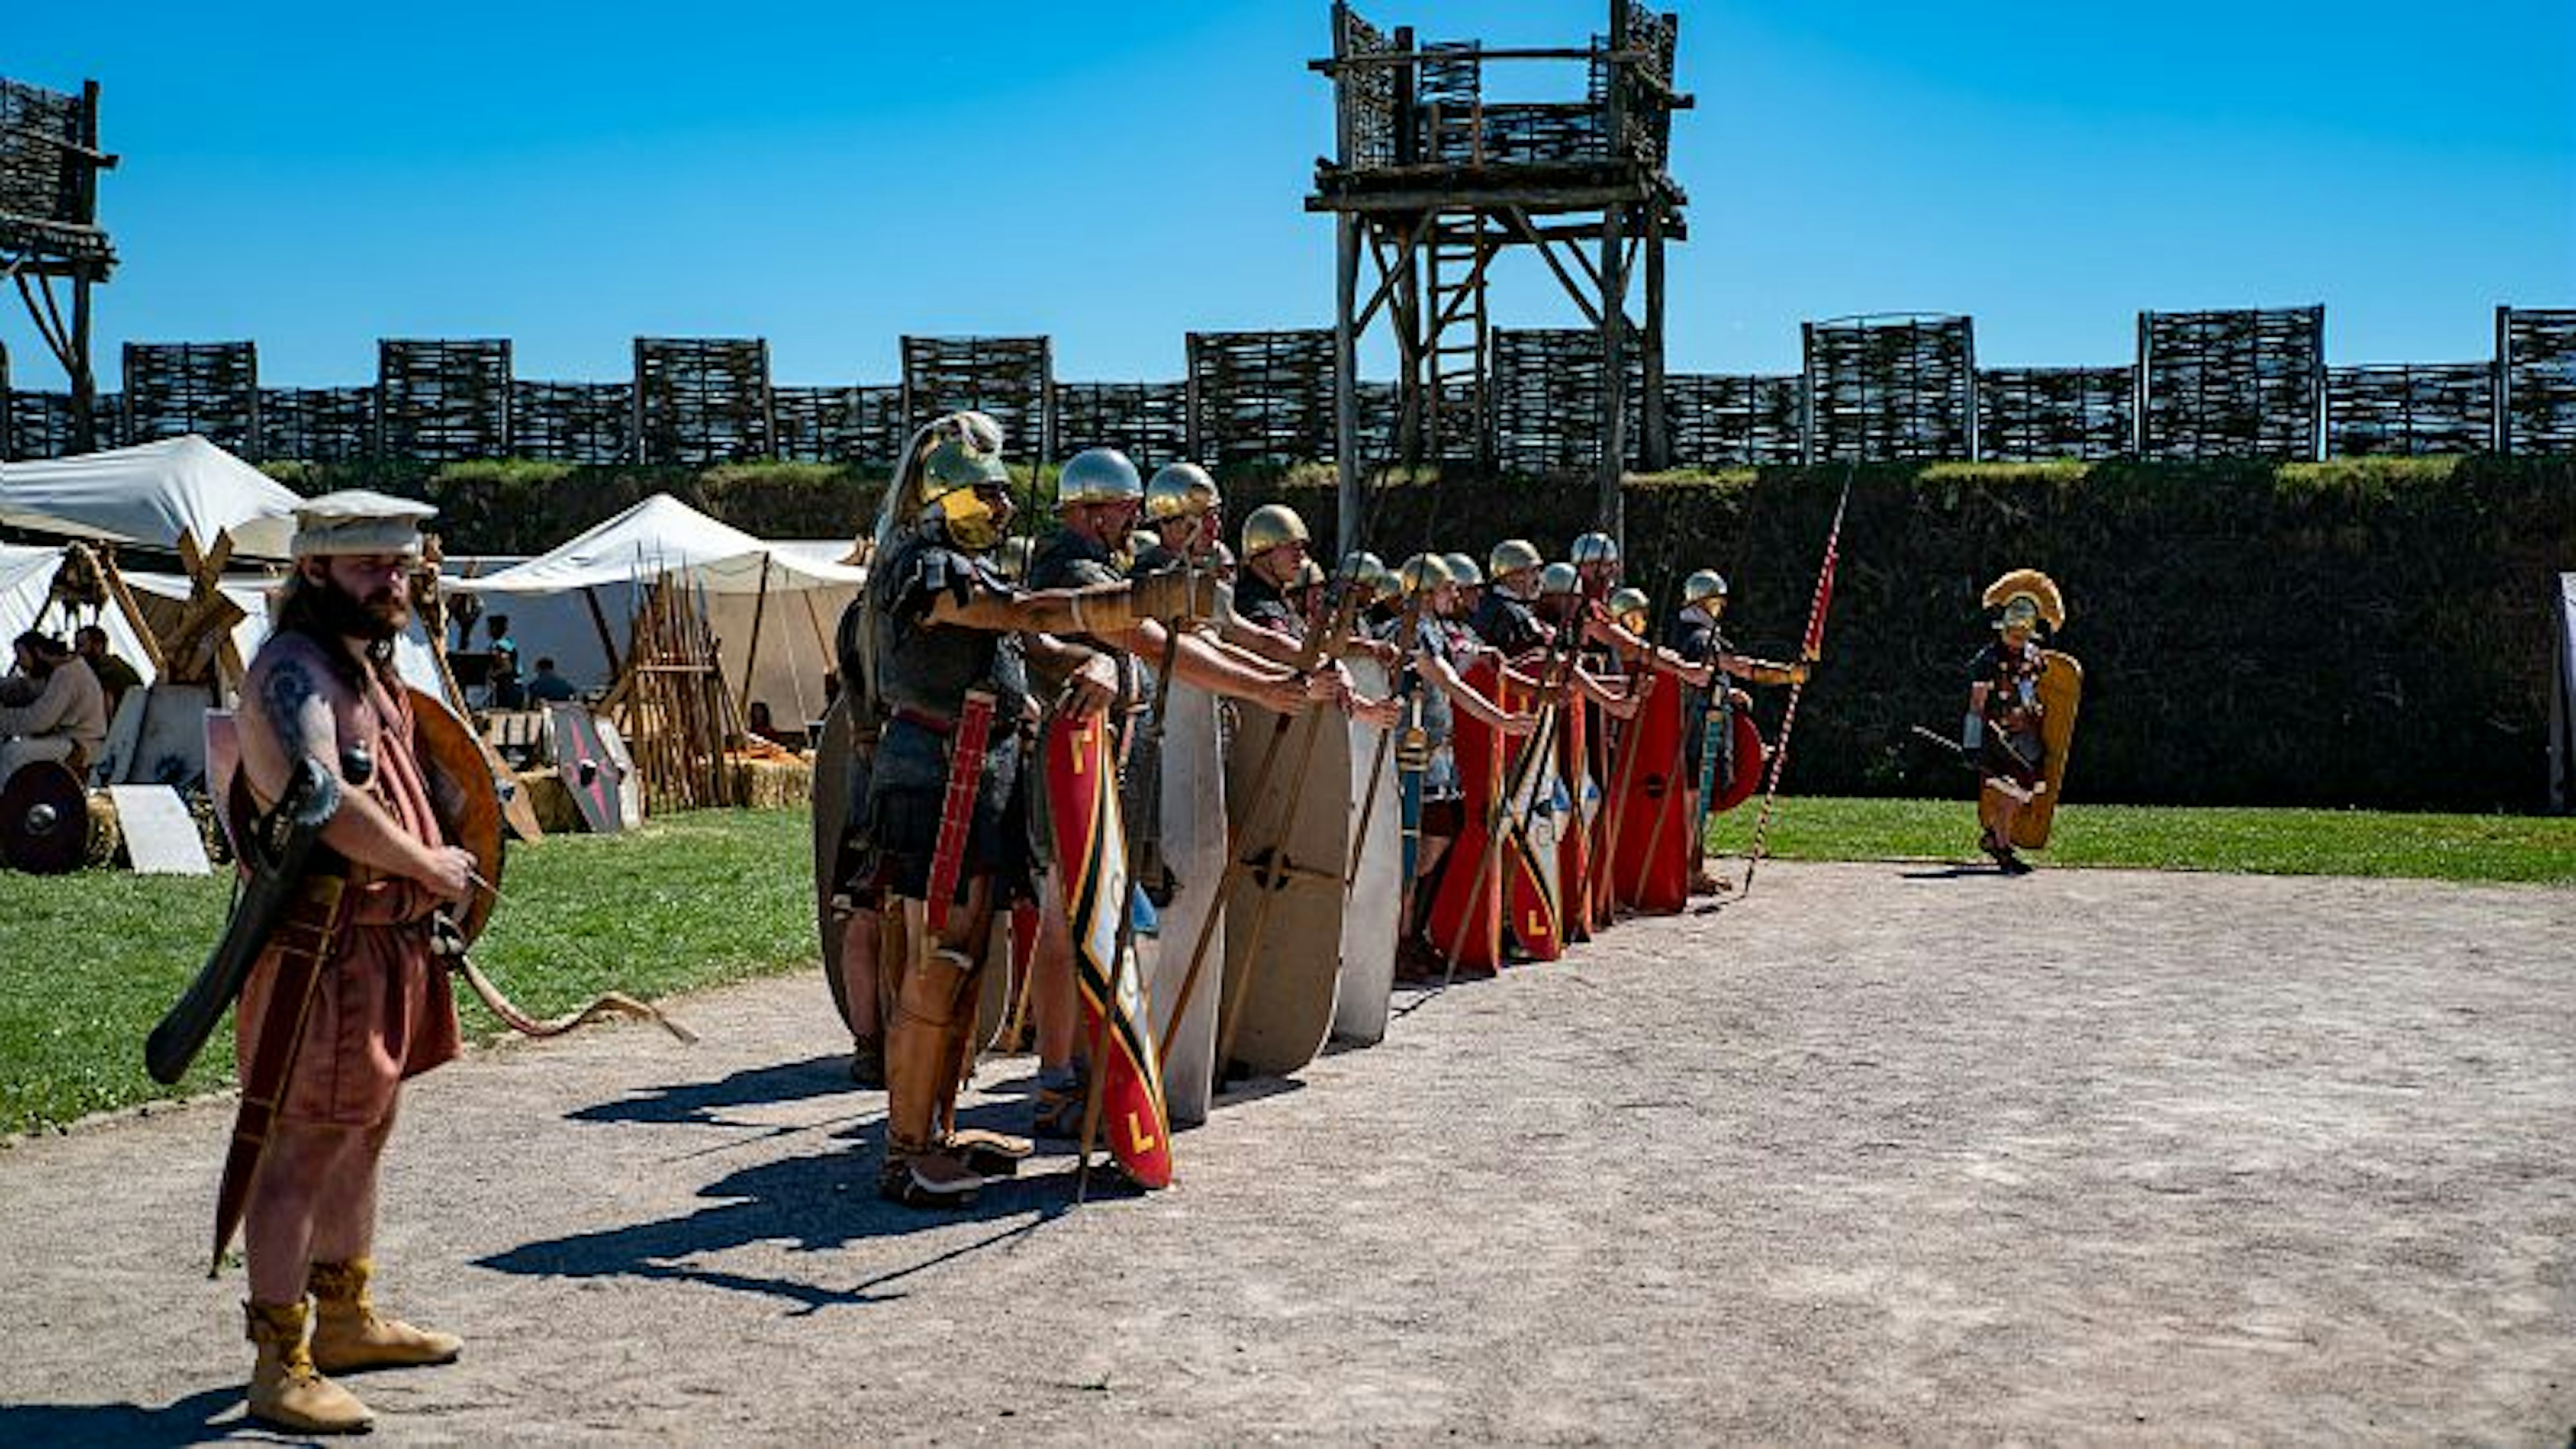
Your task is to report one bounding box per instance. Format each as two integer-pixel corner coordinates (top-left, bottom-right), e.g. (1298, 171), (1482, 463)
(885, 942), (977, 1159)
(875, 902), (908, 1041)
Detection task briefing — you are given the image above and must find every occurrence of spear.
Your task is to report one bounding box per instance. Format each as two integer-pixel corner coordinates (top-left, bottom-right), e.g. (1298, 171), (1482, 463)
(1740, 467), (1854, 896)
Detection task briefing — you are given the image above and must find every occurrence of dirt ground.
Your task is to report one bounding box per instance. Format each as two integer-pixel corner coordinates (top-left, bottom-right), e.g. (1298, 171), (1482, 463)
(3, 861), (2571, 1445)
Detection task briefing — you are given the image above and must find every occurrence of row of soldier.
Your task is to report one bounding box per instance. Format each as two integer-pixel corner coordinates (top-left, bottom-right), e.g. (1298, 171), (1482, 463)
(818, 411), (1809, 1208)
(181, 451), (2078, 1436)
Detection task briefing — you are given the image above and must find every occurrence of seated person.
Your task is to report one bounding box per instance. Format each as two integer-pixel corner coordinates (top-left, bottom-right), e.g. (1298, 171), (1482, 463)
(74, 625), (145, 720)
(485, 615), (525, 709)
(523, 656), (579, 703)
(744, 700), (798, 747)
(1, 630), (109, 787)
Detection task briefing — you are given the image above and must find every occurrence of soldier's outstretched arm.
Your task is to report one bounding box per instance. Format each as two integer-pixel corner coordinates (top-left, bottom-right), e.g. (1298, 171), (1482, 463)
(1152, 623), (1311, 716)
(926, 570), (1213, 637)
(1421, 651), (1538, 736)
(1572, 663), (1642, 719)
(1720, 651), (1809, 688)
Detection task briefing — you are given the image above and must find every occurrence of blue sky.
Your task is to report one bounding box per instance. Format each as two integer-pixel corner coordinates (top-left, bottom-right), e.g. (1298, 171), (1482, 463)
(7, 1), (2571, 389)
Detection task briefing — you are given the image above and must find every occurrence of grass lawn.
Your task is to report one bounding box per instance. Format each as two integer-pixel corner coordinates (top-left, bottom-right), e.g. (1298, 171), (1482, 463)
(5, 797), (2569, 1136)
(1707, 796), (2576, 885)
(0, 810), (816, 1138)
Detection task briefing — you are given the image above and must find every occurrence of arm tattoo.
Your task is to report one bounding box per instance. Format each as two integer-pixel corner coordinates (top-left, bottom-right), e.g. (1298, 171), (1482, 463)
(262, 659), (321, 762)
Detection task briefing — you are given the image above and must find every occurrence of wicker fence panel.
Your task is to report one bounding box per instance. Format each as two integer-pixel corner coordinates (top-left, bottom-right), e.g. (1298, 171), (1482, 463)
(2138, 307), (2324, 461)
(0, 77), (105, 252)
(1491, 328), (1643, 474)
(2325, 364), (2491, 457)
(1333, 7), (1401, 172)
(1354, 380), (1403, 468)
(1055, 382), (1189, 470)
(376, 339), (511, 460)
(121, 342), (257, 453)
(1664, 374), (1806, 468)
(853, 385), (908, 466)
(258, 386), (377, 463)
(5, 392), (64, 461)
(511, 382), (633, 465)
(1803, 315), (1976, 462)
(770, 385), (861, 462)
(899, 336), (1051, 460)
(635, 337), (772, 466)
(1189, 330), (1338, 466)
(2498, 308), (2576, 455)
(1978, 366), (2134, 461)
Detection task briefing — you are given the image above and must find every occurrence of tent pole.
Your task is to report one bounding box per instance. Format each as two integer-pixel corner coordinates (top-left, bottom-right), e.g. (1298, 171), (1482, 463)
(582, 585), (623, 679)
(92, 547), (169, 676)
(798, 587), (833, 727)
(734, 554), (773, 722)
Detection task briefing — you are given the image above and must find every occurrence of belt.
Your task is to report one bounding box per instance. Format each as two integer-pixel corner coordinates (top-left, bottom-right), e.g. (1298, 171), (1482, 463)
(892, 706), (955, 737)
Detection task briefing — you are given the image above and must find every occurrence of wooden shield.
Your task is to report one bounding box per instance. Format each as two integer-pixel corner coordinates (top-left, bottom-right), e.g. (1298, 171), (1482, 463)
(1498, 662), (1566, 962)
(1711, 708), (1765, 814)
(1555, 691), (1596, 943)
(0, 761), (91, 875)
(1042, 709), (1173, 1189)
(1152, 681), (1229, 1124)
(1424, 659), (1505, 973)
(1333, 659), (1400, 1049)
(547, 703), (625, 834)
(1611, 661), (1691, 914)
(1220, 700), (1348, 1077)
(1984, 650), (2083, 849)
(408, 686), (504, 944)
(809, 698), (857, 1031)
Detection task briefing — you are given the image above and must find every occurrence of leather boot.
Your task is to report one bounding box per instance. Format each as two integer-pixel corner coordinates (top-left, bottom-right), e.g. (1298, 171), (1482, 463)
(308, 1257), (462, 1374)
(245, 1298), (374, 1436)
(881, 947), (984, 1208)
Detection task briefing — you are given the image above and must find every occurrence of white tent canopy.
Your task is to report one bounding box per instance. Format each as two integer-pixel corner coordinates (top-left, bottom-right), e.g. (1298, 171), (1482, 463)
(0, 435), (305, 561)
(451, 492), (865, 596)
(0, 543), (164, 680)
(448, 494), (863, 729)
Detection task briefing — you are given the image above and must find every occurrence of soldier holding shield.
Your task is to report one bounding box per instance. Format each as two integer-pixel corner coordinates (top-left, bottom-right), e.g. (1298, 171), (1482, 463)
(845, 414), (1215, 1207)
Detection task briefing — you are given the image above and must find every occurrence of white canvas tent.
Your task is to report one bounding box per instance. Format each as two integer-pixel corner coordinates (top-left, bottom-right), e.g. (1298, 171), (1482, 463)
(0, 435), (304, 562)
(0, 542), (164, 676)
(450, 494), (863, 729)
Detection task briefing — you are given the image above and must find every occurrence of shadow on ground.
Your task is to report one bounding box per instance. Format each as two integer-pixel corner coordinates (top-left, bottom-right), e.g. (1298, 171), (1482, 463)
(0, 1387), (255, 1447)
(485, 1060), (1146, 1313)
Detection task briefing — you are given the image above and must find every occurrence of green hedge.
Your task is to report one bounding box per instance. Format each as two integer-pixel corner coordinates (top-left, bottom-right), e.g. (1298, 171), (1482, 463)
(272, 455), (2576, 812)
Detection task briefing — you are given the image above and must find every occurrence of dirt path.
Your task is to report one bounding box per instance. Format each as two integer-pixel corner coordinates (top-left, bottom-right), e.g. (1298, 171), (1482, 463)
(3, 862), (2571, 1444)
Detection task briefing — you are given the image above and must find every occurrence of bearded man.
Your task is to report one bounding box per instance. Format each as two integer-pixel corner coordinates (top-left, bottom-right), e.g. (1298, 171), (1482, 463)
(223, 490), (478, 1435)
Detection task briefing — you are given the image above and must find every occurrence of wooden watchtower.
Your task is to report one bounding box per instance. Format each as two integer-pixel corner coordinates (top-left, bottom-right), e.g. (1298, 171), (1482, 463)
(1309, 1), (1688, 542)
(0, 76), (117, 454)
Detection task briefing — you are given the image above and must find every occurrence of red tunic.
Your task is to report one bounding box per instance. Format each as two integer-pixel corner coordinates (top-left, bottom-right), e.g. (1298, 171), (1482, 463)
(235, 663), (461, 1128)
